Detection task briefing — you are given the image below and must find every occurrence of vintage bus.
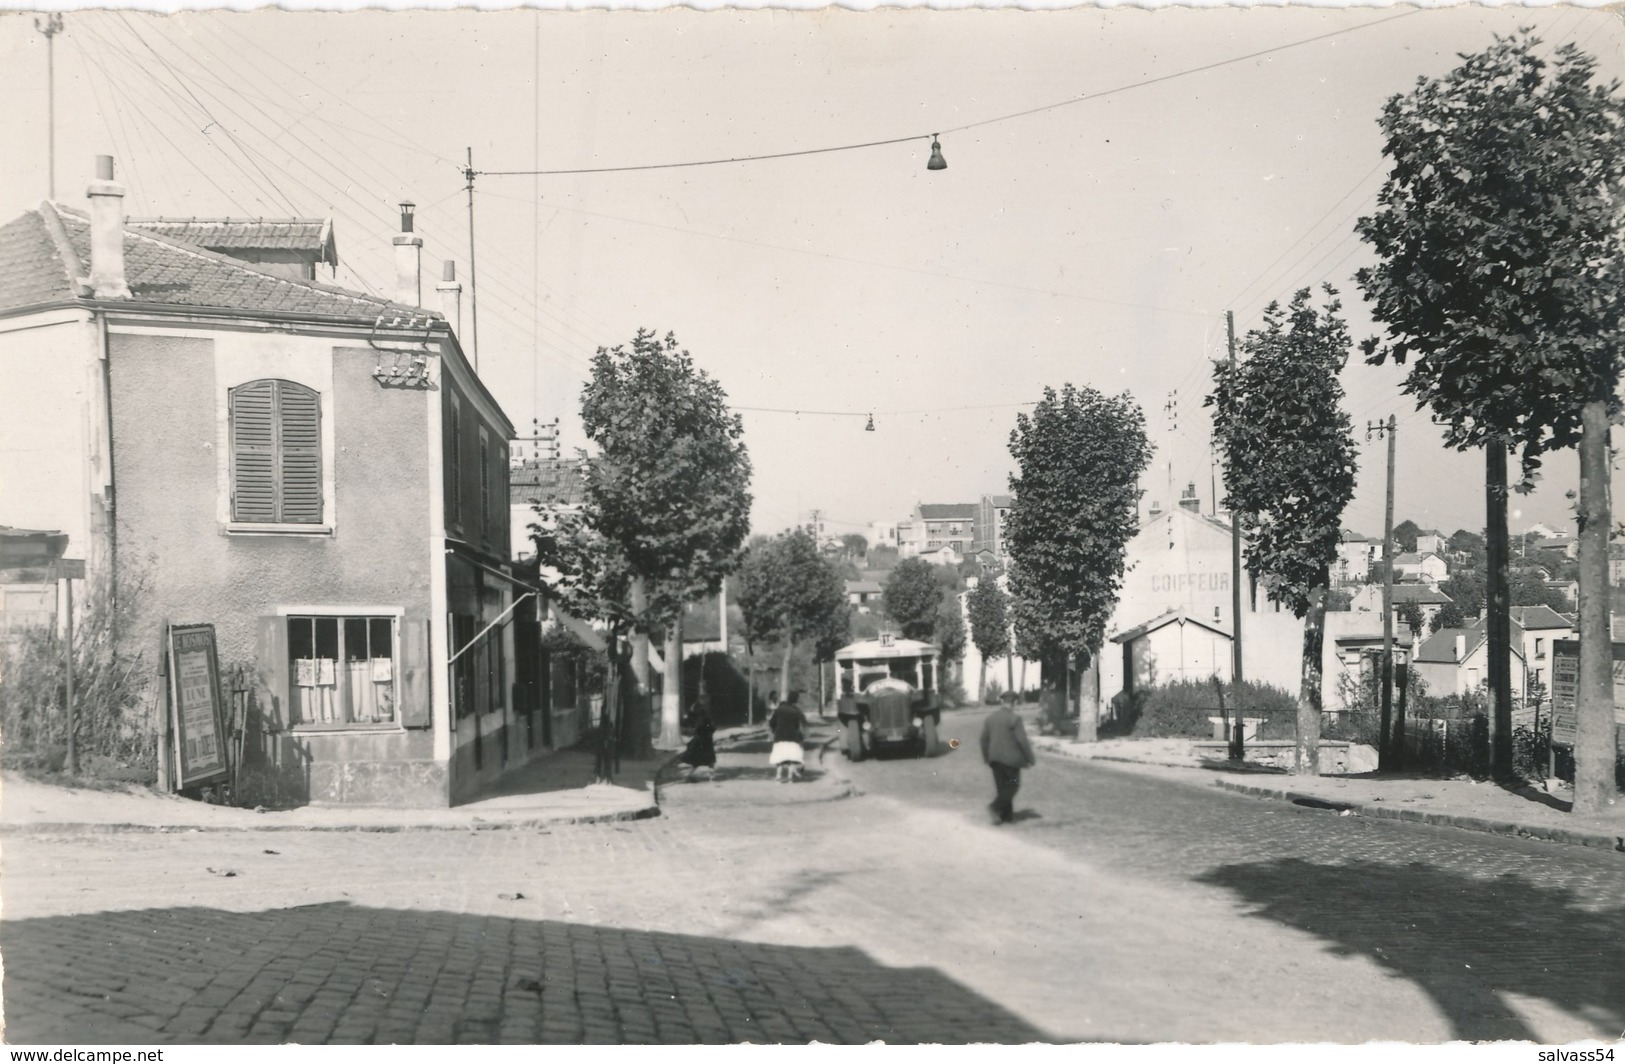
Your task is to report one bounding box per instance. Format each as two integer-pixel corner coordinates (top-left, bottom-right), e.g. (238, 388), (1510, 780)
(833, 634), (942, 759)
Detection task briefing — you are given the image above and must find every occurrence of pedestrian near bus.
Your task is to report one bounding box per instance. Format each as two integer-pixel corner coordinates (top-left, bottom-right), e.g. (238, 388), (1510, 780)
(980, 692), (1035, 823)
(768, 693), (807, 783)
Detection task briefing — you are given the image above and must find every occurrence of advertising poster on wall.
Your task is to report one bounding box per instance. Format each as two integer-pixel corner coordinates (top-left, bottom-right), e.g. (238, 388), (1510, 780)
(167, 623), (229, 789)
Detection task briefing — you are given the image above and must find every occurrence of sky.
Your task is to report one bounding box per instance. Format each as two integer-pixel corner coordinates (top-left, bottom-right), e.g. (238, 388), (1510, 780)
(2, 3), (1622, 543)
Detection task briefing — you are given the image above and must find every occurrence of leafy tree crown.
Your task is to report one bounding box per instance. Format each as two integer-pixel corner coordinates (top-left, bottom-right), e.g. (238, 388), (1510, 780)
(1354, 33), (1625, 490)
(1004, 384), (1152, 661)
(1207, 286), (1359, 618)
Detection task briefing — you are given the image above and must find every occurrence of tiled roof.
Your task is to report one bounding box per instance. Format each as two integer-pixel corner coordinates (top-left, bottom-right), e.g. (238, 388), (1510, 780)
(0, 210), (76, 309)
(129, 217), (336, 261)
(0, 205), (426, 325)
(1509, 605), (1574, 631)
(985, 494), (1012, 508)
(1416, 627), (1483, 664)
(918, 503), (977, 520)
(510, 458), (586, 507)
(1389, 584), (1453, 606)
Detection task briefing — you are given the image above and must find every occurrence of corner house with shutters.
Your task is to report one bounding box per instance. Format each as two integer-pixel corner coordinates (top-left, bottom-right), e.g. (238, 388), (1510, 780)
(0, 157), (549, 806)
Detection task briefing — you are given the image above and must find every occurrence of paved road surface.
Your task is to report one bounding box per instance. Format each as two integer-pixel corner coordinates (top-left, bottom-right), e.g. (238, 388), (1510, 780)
(2, 705), (1620, 1044)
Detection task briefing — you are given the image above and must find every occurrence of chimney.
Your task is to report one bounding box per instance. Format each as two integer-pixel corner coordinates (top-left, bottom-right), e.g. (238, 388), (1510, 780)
(1178, 482), (1200, 512)
(1454, 634), (1466, 663)
(436, 260), (463, 335)
(1148, 500), (1163, 520)
(86, 156), (131, 300)
(393, 201), (422, 307)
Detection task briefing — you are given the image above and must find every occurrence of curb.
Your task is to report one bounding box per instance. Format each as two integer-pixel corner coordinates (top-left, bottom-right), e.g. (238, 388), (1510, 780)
(1214, 778), (1625, 854)
(0, 803), (663, 836)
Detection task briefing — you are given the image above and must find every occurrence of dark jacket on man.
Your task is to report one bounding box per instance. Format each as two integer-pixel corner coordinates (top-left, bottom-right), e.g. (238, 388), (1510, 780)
(980, 703), (1035, 768)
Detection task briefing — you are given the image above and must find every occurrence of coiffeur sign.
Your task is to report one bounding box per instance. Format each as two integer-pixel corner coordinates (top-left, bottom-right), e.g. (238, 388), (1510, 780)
(167, 624), (229, 788)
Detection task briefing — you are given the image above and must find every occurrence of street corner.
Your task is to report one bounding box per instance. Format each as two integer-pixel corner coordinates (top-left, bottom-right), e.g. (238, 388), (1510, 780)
(655, 733), (857, 808)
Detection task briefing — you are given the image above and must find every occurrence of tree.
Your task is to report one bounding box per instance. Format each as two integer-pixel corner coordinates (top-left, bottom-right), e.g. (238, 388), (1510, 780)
(966, 577), (1012, 701)
(1355, 34), (1625, 805)
(1396, 601), (1425, 641)
(1448, 529), (1484, 555)
(1004, 385), (1152, 741)
(1430, 602), (1467, 633)
(934, 597), (966, 690)
(534, 329), (752, 757)
(1440, 564), (1486, 617)
(1208, 286), (1359, 775)
(839, 533), (868, 561)
(882, 558), (942, 641)
(733, 528), (849, 702)
(1392, 520), (1422, 555)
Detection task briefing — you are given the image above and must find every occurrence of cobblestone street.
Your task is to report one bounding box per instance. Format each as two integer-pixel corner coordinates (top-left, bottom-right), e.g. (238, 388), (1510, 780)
(3, 708), (1622, 1045)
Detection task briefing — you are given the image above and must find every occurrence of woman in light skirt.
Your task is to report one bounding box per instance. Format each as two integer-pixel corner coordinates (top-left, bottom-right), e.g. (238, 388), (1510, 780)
(768, 693), (806, 783)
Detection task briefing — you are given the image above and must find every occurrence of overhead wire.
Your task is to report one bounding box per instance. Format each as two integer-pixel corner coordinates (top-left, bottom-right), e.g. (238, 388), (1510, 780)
(175, 14), (612, 349)
(78, 21), (293, 216)
(116, 13), (300, 217)
(87, 19), (388, 294)
(70, 25), (261, 216)
(475, 10), (1419, 179)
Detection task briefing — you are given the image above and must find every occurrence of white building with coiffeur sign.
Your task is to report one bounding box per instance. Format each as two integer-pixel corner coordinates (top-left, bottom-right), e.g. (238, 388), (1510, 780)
(1102, 503), (1305, 705)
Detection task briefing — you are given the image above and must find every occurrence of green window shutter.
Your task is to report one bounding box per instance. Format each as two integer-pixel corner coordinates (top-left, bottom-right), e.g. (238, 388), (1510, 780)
(277, 382), (323, 524)
(230, 381), (278, 522)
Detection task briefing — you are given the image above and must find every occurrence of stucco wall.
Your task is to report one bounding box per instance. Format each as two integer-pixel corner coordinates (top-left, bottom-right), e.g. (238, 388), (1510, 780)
(0, 313), (94, 555)
(1102, 509), (1305, 700)
(109, 329), (443, 805)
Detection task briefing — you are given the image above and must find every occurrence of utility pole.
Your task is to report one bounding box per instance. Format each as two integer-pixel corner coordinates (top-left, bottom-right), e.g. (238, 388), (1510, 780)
(1226, 312), (1245, 762)
(463, 148), (480, 373)
(1369, 417), (1398, 770)
(36, 14), (63, 200)
(1486, 445), (1514, 780)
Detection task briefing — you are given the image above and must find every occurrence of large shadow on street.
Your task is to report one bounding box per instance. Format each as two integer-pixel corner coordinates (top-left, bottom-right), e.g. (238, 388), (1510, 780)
(1196, 857), (1625, 1041)
(1, 903), (1051, 1045)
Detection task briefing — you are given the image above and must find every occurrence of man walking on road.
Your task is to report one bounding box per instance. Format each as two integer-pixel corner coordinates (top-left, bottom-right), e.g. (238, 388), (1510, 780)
(980, 693), (1035, 824)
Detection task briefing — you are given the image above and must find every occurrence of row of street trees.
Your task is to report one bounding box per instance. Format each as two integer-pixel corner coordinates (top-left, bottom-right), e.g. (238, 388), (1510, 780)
(533, 34), (1619, 818)
(1354, 33), (1625, 814)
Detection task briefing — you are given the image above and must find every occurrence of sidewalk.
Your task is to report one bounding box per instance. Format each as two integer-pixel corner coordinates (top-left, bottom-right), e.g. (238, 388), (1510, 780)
(1032, 734), (1625, 854)
(0, 745), (660, 835)
(654, 717), (856, 808)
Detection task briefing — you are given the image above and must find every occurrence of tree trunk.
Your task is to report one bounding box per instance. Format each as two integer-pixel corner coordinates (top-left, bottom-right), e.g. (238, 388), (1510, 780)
(623, 577), (655, 760)
(779, 637), (794, 707)
(1573, 400), (1617, 816)
(978, 656), (987, 704)
(1006, 649), (1014, 696)
(1485, 447), (1514, 780)
(1039, 652), (1065, 725)
(1294, 578), (1327, 776)
(658, 616), (683, 749)
(1077, 651), (1099, 743)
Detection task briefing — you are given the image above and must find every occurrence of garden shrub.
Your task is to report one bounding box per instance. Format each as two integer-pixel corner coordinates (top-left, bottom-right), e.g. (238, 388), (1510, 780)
(1128, 678), (1296, 739)
(0, 564), (157, 778)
